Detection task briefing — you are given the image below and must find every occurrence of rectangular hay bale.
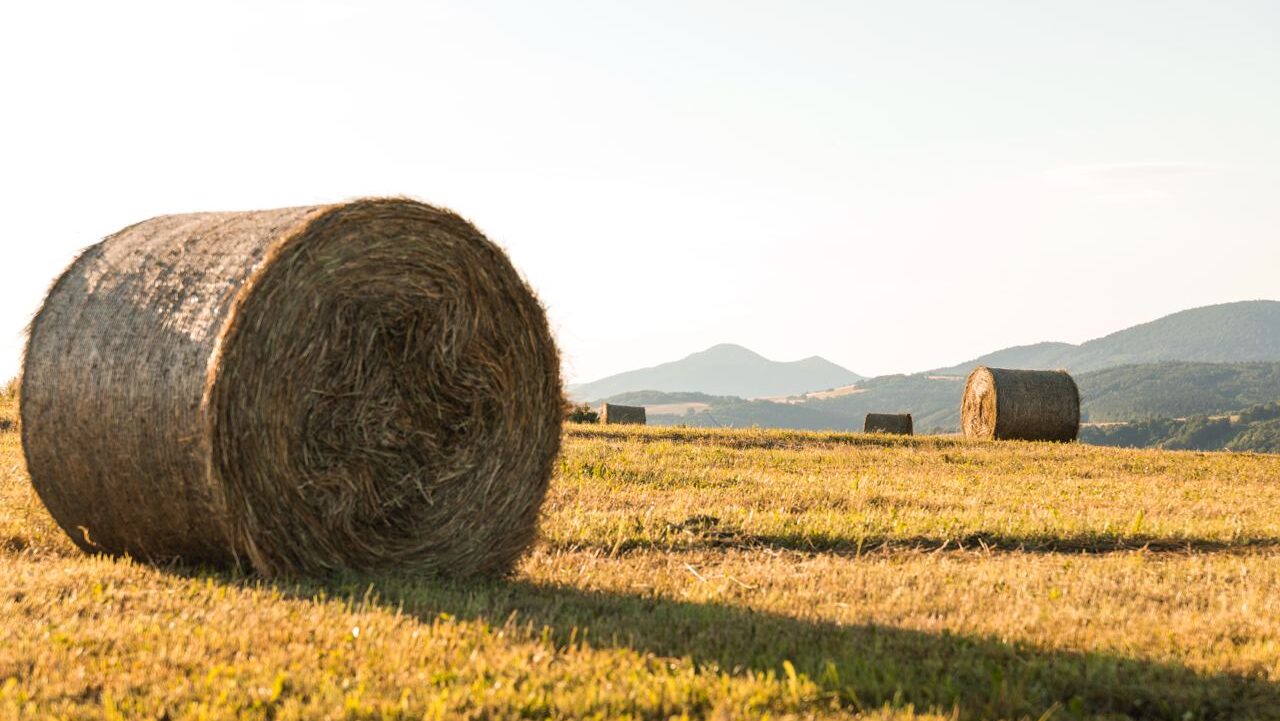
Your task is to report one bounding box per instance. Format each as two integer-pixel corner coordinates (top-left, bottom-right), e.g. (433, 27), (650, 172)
(600, 403), (646, 425)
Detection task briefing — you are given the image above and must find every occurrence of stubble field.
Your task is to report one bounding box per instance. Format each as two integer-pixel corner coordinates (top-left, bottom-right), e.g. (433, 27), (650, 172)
(2, 393), (1279, 720)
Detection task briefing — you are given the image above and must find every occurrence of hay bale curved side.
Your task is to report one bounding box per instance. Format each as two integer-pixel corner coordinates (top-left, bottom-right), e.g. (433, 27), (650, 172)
(21, 198), (563, 576)
(600, 403), (646, 425)
(864, 413), (913, 435)
(960, 366), (1079, 442)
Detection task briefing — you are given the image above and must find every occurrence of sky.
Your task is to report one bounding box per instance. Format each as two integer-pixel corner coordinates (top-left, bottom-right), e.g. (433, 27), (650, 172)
(1, 1), (1277, 384)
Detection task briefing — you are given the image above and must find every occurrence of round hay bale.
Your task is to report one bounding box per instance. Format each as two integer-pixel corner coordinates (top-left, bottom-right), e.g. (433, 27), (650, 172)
(960, 366), (1079, 442)
(864, 413), (912, 435)
(20, 198), (562, 577)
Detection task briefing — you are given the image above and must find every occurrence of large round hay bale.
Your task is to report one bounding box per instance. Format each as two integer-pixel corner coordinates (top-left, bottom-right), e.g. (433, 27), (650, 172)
(864, 413), (912, 435)
(20, 198), (562, 577)
(960, 366), (1079, 442)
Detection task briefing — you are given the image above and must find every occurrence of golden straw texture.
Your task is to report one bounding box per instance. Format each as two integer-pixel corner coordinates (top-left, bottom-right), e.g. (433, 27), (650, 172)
(960, 366), (1079, 442)
(21, 198), (562, 576)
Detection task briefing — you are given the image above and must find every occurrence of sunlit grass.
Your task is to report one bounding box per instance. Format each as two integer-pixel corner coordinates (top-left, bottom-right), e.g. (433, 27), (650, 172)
(3, 419), (1280, 719)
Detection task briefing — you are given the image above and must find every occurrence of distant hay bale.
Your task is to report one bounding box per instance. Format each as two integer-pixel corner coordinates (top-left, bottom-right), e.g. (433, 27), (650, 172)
(600, 403), (646, 425)
(20, 198), (562, 577)
(864, 413), (913, 435)
(961, 366), (1079, 442)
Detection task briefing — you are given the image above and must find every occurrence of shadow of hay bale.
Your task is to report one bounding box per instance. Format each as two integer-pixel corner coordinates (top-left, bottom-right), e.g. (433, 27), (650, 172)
(240, 571), (1279, 720)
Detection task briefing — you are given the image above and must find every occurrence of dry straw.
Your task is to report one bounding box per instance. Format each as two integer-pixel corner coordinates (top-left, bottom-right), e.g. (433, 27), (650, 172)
(960, 366), (1079, 442)
(600, 403), (646, 425)
(21, 198), (563, 577)
(864, 413), (913, 435)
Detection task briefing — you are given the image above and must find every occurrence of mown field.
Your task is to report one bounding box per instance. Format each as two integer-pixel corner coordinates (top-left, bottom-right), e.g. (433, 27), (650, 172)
(3, 390), (1280, 719)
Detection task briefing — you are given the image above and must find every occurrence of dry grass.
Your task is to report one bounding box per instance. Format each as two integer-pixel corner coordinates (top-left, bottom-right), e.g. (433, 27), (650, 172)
(4, 417), (1280, 719)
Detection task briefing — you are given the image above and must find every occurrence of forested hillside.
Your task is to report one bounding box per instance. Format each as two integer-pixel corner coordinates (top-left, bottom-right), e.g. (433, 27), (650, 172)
(1081, 402), (1280, 453)
(1077, 362), (1280, 420)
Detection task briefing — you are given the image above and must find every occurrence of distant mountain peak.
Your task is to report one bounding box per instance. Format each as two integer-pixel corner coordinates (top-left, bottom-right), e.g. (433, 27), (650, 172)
(568, 343), (862, 401)
(689, 343), (765, 360)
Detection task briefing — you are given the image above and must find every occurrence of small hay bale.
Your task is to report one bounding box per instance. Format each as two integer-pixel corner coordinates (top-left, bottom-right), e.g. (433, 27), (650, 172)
(600, 403), (646, 425)
(21, 198), (562, 577)
(864, 413), (913, 435)
(960, 366), (1079, 442)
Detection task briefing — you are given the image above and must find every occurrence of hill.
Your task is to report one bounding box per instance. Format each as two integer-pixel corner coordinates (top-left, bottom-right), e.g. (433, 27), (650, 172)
(569, 343), (862, 401)
(636, 361), (1280, 434)
(798, 374), (965, 432)
(813, 361), (1280, 431)
(7, 417), (1280, 718)
(932, 300), (1280, 375)
(1081, 402), (1280, 453)
(1077, 361), (1280, 420)
(573, 300), (1280, 422)
(633, 393), (865, 431)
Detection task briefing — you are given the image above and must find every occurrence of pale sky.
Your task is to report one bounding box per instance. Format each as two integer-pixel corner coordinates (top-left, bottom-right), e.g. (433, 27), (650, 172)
(1, 1), (1277, 384)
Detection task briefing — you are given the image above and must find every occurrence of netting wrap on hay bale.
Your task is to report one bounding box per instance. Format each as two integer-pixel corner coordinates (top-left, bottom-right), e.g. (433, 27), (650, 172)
(21, 198), (562, 577)
(864, 413), (913, 435)
(960, 366), (1079, 442)
(600, 403), (646, 425)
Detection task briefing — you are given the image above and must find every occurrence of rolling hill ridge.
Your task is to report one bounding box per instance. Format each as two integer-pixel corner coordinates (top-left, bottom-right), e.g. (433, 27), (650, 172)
(568, 343), (862, 401)
(574, 301), (1280, 403)
(574, 300), (1280, 435)
(930, 300), (1280, 375)
(619, 361), (1280, 438)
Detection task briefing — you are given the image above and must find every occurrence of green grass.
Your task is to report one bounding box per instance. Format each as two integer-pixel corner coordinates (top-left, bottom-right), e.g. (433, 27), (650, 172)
(3, 415), (1280, 719)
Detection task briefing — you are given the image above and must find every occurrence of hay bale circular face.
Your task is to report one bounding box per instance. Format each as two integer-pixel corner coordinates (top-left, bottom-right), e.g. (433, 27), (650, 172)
(21, 199), (562, 576)
(960, 366), (1079, 442)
